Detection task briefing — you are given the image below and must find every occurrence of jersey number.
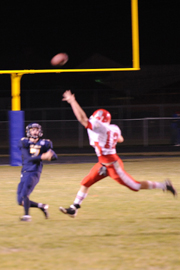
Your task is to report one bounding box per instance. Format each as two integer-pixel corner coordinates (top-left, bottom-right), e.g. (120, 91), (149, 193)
(30, 146), (40, 156)
(104, 131), (118, 149)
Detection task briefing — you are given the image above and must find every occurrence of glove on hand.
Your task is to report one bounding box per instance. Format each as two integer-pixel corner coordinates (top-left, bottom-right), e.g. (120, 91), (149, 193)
(50, 150), (58, 161)
(98, 165), (107, 176)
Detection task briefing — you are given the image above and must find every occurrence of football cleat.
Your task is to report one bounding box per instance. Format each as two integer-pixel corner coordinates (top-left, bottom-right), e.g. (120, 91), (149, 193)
(163, 179), (177, 197)
(40, 204), (49, 219)
(20, 215), (32, 222)
(59, 204), (80, 218)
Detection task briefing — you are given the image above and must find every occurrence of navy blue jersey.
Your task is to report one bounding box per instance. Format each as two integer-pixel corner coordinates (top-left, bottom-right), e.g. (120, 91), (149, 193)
(18, 137), (53, 172)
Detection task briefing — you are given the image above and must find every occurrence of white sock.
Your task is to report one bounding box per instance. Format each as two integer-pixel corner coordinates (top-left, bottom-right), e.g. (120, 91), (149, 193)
(74, 191), (87, 205)
(147, 181), (165, 190)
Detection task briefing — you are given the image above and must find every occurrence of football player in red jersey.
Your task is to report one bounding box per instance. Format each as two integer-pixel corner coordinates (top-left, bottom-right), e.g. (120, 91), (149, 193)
(17, 123), (58, 222)
(59, 90), (177, 218)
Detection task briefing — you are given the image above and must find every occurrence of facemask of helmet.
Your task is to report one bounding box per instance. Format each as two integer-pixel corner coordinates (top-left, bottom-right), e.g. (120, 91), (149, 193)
(26, 123), (43, 139)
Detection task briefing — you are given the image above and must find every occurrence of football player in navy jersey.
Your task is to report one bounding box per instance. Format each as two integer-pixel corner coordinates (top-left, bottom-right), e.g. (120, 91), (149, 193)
(17, 123), (58, 222)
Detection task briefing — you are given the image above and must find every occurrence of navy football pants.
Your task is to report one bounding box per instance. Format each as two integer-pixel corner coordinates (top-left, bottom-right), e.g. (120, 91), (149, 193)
(17, 171), (41, 205)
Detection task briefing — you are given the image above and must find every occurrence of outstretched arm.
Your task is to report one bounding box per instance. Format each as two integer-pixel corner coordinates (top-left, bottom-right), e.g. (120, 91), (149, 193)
(62, 90), (88, 128)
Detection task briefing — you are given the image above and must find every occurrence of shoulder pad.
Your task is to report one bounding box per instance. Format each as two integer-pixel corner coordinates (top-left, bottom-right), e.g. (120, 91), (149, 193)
(41, 139), (51, 144)
(19, 137), (29, 148)
(40, 139), (53, 148)
(21, 137), (28, 141)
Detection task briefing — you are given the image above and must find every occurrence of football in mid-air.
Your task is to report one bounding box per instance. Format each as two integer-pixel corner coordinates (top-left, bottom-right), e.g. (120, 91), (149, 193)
(50, 53), (69, 66)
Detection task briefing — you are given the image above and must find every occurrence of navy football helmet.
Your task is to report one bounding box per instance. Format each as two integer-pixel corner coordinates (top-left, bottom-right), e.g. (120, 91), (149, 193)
(26, 123), (43, 139)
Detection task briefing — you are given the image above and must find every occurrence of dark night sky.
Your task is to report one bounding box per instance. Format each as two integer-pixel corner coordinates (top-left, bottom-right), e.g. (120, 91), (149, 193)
(0, 1), (179, 70)
(0, 0), (179, 107)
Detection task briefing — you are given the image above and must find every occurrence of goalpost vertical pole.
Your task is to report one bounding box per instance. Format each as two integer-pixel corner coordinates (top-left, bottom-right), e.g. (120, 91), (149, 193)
(11, 73), (22, 110)
(131, 0), (140, 69)
(8, 73), (24, 166)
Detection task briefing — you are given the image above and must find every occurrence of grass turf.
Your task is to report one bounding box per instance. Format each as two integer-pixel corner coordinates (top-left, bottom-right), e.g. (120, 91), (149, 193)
(0, 157), (180, 270)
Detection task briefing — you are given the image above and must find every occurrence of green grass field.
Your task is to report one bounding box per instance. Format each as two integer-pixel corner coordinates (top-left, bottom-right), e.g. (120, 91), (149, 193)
(0, 157), (180, 270)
